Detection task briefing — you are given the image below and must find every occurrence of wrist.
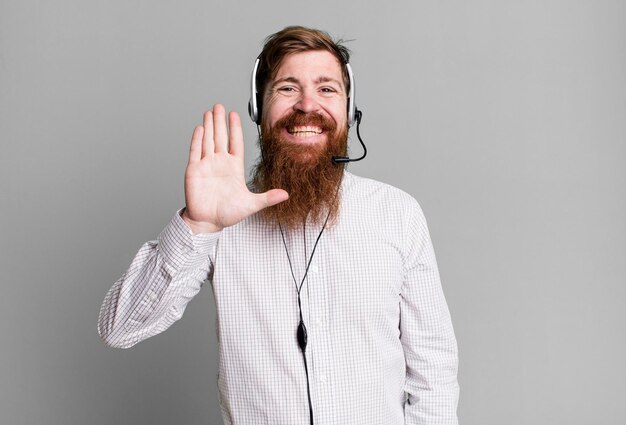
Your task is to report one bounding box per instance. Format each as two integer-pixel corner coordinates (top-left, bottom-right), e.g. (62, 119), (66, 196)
(181, 209), (223, 234)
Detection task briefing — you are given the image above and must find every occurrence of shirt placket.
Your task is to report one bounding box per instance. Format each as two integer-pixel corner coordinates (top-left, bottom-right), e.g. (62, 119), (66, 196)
(304, 224), (335, 424)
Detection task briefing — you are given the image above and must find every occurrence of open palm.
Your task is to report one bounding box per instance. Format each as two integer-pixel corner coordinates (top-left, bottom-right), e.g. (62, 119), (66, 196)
(182, 104), (288, 234)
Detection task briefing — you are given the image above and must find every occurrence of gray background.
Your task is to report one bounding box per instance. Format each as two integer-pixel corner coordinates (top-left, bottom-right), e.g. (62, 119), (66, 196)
(1, 0), (624, 424)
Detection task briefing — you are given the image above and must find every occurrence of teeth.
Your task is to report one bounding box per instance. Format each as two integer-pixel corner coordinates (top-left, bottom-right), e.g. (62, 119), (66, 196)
(288, 126), (322, 136)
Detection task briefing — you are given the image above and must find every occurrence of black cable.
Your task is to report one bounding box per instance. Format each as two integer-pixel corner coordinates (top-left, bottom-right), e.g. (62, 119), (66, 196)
(297, 297), (314, 425)
(278, 214), (331, 425)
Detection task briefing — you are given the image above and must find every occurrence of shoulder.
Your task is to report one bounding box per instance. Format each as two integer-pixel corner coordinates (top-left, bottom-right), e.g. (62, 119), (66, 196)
(342, 171), (423, 213)
(337, 173), (434, 262)
(340, 171), (429, 233)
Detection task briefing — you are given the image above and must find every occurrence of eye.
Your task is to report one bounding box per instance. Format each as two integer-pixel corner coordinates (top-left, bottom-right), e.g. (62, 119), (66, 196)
(320, 87), (337, 93)
(278, 86), (296, 93)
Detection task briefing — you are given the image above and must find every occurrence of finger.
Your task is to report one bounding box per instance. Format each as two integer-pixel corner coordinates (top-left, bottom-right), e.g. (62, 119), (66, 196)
(228, 111), (244, 157)
(202, 110), (214, 158)
(189, 125), (204, 163)
(213, 104), (228, 153)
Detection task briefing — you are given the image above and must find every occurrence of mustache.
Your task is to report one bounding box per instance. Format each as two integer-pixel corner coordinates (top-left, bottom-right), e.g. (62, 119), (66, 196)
(274, 111), (337, 132)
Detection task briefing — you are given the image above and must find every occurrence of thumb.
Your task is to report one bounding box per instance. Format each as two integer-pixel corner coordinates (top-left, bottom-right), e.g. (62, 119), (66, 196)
(254, 189), (289, 210)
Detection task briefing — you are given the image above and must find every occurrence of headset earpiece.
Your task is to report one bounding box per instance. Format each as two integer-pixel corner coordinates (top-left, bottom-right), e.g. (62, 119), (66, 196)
(248, 58), (262, 125)
(345, 63), (357, 127)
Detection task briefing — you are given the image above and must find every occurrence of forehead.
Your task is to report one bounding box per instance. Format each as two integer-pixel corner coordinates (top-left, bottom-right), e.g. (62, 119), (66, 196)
(273, 50), (344, 84)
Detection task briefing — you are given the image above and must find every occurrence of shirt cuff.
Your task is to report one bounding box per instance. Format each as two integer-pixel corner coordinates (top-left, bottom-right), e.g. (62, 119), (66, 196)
(157, 208), (221, 270)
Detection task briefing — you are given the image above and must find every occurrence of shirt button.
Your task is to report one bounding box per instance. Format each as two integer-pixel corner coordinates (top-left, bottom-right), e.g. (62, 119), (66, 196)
(147, 291), (157, 301)
(309, 265), (319, 274)
(319, 374), (327, 383)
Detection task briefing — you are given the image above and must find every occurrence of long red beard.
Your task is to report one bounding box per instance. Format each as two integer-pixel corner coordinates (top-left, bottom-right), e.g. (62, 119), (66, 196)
(251, 111), (348, 229)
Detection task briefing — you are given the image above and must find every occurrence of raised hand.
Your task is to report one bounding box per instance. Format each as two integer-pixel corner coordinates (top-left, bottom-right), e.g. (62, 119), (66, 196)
(182, 104), (289, 234)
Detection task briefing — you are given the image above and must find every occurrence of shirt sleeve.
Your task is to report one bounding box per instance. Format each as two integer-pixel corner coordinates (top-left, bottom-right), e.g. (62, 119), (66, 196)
(97, 209), (220, 349)
(400, 202), (459, 424)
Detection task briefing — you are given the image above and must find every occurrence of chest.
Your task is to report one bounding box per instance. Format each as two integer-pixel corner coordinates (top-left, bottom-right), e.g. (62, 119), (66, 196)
(210, 221), (405, 330)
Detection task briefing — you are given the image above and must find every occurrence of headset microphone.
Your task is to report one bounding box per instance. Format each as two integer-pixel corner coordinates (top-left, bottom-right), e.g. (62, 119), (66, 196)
(331, 109), (366, 164)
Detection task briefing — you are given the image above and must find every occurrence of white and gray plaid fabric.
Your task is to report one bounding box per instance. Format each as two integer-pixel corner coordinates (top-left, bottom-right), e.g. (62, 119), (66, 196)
(99, 171), (459, 425)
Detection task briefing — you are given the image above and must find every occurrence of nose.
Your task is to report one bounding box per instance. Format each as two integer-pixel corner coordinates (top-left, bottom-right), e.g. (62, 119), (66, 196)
(293, 90), (319, 113)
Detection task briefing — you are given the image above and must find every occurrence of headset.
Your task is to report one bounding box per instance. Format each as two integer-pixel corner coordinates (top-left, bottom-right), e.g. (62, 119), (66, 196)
(247, 57), (366, 163)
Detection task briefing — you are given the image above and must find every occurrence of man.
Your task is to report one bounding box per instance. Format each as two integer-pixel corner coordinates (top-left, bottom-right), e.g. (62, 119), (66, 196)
(99, 26), (459, 425)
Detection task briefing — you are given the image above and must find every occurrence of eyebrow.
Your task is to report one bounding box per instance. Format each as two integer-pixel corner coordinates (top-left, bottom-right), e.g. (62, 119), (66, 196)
(271, 76), (343, 89)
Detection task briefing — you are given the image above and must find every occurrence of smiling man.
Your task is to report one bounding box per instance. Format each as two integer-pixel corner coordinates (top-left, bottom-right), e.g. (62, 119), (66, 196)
(99, 26), (459, 425)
